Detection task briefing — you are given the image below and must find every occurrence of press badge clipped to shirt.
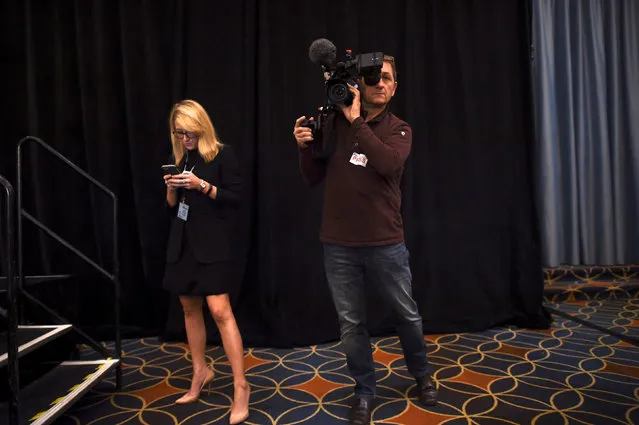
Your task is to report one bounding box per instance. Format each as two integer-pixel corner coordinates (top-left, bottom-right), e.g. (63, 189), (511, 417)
(350, 152), (368, 167)
(177, 202), (189, 221)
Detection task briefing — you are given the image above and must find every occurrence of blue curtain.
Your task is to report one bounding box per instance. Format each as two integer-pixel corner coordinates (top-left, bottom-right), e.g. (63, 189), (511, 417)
(532, 0), (639, 267)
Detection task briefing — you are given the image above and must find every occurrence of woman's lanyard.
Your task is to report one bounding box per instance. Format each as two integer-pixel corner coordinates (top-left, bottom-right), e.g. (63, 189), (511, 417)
(180, 165), (195, 203)
(177, 159), (196, 219)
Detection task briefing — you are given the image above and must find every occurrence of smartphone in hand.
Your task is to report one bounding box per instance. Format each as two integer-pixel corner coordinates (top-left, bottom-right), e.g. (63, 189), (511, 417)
(161, 164), (181, 175)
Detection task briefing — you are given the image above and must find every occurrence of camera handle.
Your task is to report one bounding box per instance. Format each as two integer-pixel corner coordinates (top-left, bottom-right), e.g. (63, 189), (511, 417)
(299, 105), (339, 160)
(300, 104), (336, 134)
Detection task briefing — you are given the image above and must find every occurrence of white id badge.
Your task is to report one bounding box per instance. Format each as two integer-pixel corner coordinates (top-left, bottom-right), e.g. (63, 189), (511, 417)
(349, 152), (368, 167)
(177, 202), (190, 221)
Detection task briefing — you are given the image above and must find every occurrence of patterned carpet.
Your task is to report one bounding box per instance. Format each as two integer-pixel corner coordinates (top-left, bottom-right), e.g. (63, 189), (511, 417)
(544, 265), (639, 303)
(54, 291), (639, 425)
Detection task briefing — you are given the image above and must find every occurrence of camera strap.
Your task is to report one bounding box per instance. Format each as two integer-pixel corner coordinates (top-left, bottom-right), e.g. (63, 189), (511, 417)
(312, 112), (338, 160)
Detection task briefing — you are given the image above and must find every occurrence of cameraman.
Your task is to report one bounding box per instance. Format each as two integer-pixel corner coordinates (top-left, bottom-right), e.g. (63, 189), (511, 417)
(293, 56), (438, 424)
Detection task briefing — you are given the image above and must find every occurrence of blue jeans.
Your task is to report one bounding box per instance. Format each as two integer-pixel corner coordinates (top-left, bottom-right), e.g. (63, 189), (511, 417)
(323, 242), (429, 402)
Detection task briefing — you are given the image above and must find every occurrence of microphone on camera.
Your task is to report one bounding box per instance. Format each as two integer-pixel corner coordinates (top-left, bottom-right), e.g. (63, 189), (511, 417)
(308, 38), (337, 67)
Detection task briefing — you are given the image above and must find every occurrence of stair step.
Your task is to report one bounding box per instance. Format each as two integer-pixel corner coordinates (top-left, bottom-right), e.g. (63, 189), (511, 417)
(0, 359), (119, 425)
(0, 325), (73, 368)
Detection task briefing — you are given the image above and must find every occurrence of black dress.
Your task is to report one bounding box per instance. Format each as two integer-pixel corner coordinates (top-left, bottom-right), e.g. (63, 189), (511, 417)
(162, 146), (242, 296)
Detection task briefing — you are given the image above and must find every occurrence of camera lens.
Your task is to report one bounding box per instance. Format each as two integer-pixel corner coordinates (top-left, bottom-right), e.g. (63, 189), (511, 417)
(327, 81), (350, 104)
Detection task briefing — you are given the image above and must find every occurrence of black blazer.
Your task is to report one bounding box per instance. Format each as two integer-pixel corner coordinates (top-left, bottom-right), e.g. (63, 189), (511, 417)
(166, 145), (242, 264)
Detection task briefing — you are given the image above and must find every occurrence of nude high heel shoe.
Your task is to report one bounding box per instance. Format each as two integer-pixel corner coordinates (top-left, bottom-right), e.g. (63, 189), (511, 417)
(229, 382), (250, 424)
(175, 367), (215, 405)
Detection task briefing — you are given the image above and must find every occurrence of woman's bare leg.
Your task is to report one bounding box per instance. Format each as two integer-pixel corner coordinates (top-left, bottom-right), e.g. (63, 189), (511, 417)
(176, 296), (214, 403)
(206, 294), (250, 422)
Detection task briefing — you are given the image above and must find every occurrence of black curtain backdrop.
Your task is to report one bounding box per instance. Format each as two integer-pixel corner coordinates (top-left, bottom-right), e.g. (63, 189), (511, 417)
(1, 0), (550, 348)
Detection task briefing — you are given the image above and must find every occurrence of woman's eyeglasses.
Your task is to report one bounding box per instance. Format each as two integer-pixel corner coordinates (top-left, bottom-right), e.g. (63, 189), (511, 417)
(173, 130), (198, 139)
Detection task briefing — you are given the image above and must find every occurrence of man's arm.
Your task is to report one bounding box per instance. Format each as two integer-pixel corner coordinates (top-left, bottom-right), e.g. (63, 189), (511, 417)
(350, 118), (412, 177)
(293, 115), (327, 186)
(298, 147), (327, 186)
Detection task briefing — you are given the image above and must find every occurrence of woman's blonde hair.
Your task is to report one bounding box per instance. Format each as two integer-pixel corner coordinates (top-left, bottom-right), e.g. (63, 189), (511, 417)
(169, 99), (223, 164)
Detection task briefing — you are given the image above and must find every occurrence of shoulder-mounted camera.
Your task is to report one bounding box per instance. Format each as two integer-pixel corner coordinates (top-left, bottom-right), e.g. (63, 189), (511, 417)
(302, 38), (384, 133)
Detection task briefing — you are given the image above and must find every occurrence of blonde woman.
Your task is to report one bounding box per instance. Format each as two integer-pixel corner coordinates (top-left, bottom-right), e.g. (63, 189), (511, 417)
(163, 99), (249, 424)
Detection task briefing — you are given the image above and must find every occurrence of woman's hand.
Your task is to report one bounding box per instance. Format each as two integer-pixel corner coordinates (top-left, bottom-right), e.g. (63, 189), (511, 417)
(167, 171), (202, 191)
(164, 174), (177, 191)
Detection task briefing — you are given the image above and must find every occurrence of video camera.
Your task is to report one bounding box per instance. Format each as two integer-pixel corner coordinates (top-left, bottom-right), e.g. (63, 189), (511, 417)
(301, 39), (384, 133)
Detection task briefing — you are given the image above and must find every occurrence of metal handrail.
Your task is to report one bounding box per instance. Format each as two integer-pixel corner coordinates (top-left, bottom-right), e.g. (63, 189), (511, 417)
(20, 210), (114, 281)
(0, 175), (19, 425)
(17, 136), (121, 389)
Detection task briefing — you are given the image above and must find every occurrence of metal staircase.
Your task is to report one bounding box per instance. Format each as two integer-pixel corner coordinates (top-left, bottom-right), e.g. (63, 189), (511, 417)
(0, 136), (122, 425)
(0, 325), (72, 368)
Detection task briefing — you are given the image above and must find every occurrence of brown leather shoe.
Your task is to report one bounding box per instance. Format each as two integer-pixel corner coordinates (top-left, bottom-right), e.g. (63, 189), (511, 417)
(416, 375), (438, 406)
(349, 397), (372, 424)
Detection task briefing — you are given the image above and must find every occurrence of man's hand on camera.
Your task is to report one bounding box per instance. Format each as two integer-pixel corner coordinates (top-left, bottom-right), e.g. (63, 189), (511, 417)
(293, 116), (314, 149)
(339, 84), (361, 124)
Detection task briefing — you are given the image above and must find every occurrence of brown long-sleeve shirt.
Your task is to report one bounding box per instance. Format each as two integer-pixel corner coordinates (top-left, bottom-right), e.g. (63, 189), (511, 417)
(299, 109), (412, 246)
